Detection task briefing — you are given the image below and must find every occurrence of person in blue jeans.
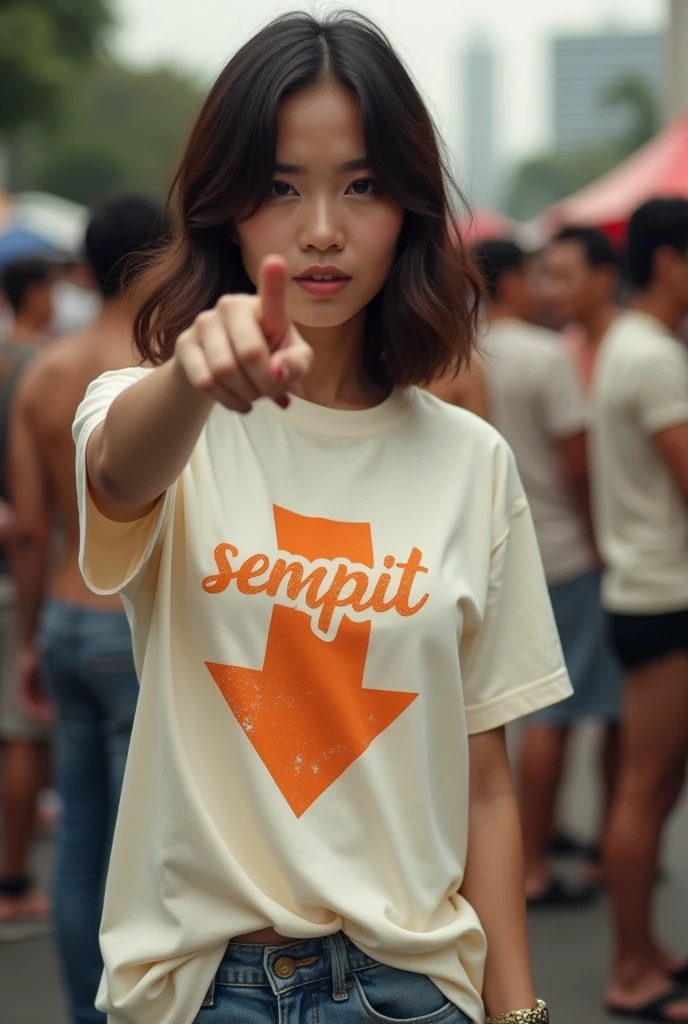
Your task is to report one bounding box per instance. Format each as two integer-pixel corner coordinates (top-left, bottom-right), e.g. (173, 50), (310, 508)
(9, 194), (170, 1023)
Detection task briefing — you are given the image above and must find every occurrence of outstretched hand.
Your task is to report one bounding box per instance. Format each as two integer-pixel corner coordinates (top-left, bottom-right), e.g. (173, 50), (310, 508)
(174, 256), (313, 413)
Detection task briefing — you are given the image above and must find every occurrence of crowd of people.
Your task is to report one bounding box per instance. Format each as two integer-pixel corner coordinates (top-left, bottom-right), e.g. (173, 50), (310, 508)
(0, 195), (169, 1022)
(0, 12), (686, 1024)
(473, 205), (688, 1020)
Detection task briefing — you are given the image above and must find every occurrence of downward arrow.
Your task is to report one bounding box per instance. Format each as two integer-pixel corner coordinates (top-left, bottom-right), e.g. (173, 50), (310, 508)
(205, 507), (419, 816)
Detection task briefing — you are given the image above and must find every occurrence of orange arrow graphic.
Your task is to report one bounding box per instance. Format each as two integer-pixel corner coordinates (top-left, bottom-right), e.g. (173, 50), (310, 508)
(205, 507), (419, 816)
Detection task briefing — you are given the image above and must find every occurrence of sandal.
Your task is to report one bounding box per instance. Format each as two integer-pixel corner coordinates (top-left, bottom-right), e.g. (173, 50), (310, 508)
(526, 878), (599, 909)
(606, 987), (688, 1022)
(548, 832), (598, 859)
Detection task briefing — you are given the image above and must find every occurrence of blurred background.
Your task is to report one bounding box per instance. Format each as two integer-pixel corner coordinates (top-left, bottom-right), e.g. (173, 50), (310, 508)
(1, 2), (688, 1023)
(1, 0), (686, 260)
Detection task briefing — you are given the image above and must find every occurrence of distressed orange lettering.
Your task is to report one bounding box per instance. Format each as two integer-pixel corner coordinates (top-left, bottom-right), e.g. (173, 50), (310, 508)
(310, 565), (370, 633)
(203, 544), (430, 626)
(393, 548), (430, 616)
(235, 554), (271, 595)
(202, 543), (239, 594)
(302, 568), (330, 607)
(357, 555), (397, 613)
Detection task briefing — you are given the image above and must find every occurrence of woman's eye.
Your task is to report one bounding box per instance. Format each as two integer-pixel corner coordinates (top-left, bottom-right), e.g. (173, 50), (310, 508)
(346, 178), (376, 196)
(270, 181), (297, 198)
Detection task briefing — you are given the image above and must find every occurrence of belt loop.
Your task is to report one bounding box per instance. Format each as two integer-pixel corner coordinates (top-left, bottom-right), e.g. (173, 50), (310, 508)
(325, 933), (350, 1002)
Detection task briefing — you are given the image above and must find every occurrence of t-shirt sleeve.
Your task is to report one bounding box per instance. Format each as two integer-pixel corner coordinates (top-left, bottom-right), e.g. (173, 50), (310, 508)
(72, 367), (177, 596)
(460, 446), (572, 734)
(541, 344), (589, 439)
(635, 339), (688, 435)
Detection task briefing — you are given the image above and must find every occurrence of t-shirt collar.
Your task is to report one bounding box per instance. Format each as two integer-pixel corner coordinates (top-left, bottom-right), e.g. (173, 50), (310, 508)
(275, 387), (413, 437)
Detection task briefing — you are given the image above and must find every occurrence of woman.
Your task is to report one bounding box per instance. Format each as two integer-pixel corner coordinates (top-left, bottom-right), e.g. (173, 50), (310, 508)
(73, 13), (570, 1024)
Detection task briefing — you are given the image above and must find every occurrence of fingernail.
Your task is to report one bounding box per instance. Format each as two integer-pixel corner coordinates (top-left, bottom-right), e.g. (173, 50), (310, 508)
(273, 364), (285, 383)
(274, 394), (290, 410)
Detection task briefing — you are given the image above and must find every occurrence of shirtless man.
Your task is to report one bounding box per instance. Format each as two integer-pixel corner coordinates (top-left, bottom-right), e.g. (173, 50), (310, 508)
(9, 194), (169, 1024)
(0, 258), (57, 934)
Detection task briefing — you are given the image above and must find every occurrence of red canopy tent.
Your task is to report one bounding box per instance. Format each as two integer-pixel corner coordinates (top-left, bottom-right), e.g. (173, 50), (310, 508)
(458, 207), (515, 244)
(542, 115), (688, 243)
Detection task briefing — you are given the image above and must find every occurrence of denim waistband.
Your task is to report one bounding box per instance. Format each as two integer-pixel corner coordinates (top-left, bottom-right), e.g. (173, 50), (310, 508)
(214, 933), (378, 999)
(42, 598), (130, 624)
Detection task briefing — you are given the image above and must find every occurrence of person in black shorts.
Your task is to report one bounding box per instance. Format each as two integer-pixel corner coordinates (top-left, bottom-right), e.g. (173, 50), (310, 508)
(590, 199), (688, 1022)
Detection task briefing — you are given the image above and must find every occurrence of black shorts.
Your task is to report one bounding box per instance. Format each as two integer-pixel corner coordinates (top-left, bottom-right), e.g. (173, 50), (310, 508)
(607, 608), (688, 671)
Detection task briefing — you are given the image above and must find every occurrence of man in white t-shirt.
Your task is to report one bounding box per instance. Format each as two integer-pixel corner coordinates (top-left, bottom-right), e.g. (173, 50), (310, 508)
(477, 240), (622, 909)
(591, 198), (688, 1020)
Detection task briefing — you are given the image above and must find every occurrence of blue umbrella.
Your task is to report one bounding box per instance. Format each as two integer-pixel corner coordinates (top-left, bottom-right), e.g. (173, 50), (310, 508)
(0, 227), (58, 269)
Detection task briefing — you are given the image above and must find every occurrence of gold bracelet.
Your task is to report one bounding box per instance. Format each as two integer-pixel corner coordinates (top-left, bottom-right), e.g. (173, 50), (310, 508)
(486, 998), (549, 1024)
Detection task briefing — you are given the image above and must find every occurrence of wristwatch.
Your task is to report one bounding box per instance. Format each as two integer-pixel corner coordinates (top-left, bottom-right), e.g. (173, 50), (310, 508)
(486, 999), (549, 1024)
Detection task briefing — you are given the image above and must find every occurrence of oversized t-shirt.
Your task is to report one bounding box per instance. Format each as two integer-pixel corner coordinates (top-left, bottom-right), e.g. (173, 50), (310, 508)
(73, 368), (571, 1024)
(591, 311), (688, 613)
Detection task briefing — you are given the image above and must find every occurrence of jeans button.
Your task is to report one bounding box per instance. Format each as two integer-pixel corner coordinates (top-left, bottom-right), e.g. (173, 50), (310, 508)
(274, 956), (296, 979)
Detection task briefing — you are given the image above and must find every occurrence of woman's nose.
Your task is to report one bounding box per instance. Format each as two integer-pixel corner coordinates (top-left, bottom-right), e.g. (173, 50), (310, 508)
(299, 196), (345, 251)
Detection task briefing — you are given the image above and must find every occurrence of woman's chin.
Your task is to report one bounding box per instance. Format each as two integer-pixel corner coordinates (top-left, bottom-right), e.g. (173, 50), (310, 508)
(293, 306), (361, 332)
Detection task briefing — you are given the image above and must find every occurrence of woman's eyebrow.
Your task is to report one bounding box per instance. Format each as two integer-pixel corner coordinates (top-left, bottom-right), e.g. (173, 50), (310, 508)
(273, 157), (371, 174)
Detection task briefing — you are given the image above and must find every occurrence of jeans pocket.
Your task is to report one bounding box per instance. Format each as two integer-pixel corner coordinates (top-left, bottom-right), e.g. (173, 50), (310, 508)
(352, 965), (466, 1024)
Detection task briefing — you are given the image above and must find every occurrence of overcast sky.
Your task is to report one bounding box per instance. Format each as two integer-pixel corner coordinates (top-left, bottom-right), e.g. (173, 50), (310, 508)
(112, 0), (664, 169)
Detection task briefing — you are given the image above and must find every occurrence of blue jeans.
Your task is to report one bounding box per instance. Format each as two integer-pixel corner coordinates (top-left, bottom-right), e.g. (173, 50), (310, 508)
(39, 600), (139, 1024)
(193, 934), (473, 1024)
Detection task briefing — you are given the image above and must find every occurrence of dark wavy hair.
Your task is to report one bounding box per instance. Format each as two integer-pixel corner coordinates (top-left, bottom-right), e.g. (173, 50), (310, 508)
(132, 11), (482, 387)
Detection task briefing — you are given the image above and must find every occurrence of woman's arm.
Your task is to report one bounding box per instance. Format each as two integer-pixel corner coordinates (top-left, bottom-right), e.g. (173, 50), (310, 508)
(461, 727), (537, 1017)
(87, 357), (214, 521)
(88, 258), (312, 523)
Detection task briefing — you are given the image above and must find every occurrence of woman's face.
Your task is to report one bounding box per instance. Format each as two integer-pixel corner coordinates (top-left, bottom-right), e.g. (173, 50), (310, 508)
(235, 81), (404, 331)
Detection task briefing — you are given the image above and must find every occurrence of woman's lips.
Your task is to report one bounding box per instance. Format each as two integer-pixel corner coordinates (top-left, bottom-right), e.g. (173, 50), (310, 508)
(295, 276), (351, 297)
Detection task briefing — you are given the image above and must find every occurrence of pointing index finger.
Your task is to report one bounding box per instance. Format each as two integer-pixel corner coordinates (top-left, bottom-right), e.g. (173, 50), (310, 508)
(258, 256), (289, 347)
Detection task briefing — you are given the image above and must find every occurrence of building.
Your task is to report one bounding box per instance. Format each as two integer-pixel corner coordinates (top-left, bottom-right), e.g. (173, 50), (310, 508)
(667, 0), (688, 122)
(553, 32), (664, 152)
(465, 38), (497, 207)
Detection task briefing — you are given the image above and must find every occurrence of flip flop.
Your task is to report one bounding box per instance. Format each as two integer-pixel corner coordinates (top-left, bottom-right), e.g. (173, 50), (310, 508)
(526, 878), (599, 909)
(548, 833), (598, 859)
(606, 986), (688, 1022)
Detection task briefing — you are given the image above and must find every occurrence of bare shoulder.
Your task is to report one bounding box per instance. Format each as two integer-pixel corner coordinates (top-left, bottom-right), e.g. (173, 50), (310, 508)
(16, 333), (92, 415)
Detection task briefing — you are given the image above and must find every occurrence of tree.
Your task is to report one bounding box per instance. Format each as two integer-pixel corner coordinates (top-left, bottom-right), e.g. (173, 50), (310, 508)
(503, 73), (661, 221)
(20, 61), (204, 204)
(503, 148), (619, 222)
(602, 74), (659, 157)
(0, 0), (112, 135)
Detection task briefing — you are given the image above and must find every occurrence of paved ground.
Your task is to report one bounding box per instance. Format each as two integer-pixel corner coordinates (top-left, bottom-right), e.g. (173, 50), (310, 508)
(1, 723), (687, 1024)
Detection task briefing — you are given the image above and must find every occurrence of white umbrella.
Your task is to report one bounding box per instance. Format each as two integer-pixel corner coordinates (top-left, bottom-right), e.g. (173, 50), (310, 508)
(11, 192), (89, 255)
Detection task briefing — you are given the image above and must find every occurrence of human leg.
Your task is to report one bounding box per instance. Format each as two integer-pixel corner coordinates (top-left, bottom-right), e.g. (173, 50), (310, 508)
(0, 577), (51, 922)
(520, 571), (610, 904)
(605, 647), (688, 1019)
(40, 602), (109, 1024)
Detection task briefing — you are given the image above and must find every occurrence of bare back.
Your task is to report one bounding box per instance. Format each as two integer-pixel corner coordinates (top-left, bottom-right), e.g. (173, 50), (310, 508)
(24, 319), (138, 610)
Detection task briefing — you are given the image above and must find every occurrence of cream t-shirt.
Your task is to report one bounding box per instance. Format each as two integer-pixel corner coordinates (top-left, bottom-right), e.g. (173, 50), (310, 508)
(73, 368), (571, 1024)
(482, 319), (594, 585)
(591, 311), (688, 613)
